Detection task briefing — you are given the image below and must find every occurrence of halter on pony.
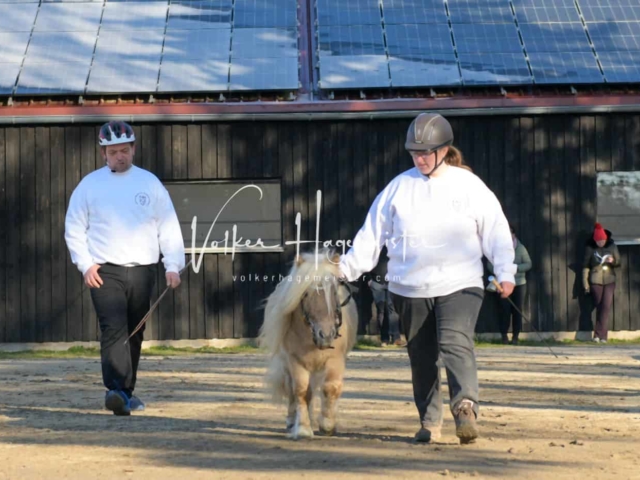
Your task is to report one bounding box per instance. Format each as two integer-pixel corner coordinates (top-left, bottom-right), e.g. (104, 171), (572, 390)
(300, 280), (353, 343)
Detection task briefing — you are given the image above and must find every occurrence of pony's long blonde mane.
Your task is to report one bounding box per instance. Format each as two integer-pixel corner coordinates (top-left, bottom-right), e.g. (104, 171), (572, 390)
(258, 249), (354, 355)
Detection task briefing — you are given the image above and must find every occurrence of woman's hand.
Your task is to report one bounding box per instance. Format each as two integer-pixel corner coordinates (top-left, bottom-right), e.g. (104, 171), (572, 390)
(500, 281), (515, 299)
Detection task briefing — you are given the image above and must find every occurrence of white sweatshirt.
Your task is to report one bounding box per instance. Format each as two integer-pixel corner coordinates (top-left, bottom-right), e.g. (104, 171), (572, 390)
(65, 165), (185, 275)
(340, 166), (516, 298)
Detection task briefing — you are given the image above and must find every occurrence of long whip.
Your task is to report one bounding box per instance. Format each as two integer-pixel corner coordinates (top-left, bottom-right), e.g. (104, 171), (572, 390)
(124, 259), (193, 345)
(489, 276), (562, 359)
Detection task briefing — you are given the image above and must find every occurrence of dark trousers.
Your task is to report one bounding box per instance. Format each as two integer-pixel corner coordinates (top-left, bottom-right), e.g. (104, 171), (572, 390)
(499, 284), (527, 339)
(371, 281), (400, 343)
(90, 263), (157, 397)
(591, 283), (615, 340)
(392, 287), (484, 427)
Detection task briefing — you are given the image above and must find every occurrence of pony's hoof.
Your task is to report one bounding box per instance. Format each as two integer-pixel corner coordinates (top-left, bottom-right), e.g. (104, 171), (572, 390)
(286, 425), (314, 440)
(319, 427), (336, 436)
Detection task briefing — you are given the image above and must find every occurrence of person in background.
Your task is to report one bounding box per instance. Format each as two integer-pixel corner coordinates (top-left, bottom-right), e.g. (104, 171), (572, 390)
(339, 112), (516, 445)
(366, 247), (403, 347)
(583, 223), (620, 343)
(487, 226), (532, 345)
(65, 121), (186, 416)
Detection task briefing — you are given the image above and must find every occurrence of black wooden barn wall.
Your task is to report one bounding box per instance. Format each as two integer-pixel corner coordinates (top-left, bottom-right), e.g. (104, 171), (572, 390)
(1, 115), (639, 344)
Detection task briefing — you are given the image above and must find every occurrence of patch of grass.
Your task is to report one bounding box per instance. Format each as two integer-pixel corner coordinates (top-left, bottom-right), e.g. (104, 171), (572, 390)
(0, 346), (101, 360)
(0, 344), (262, 360)
(2, 336), (640, 360)
(474, 336), (640, 348)
(141, 345), (262, 356)
(354, 338), (382, 350)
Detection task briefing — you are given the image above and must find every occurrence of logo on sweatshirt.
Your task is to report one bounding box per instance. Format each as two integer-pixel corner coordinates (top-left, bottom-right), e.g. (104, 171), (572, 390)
(135, 192), (150, 206)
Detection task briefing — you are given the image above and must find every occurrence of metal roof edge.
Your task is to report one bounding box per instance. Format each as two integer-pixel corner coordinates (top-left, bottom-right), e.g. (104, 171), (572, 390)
(1, 95), (640, 124)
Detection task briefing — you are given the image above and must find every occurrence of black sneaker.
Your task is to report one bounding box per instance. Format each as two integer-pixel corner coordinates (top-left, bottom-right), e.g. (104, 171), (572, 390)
(414, 425), (441, 443)
(453, 399), (478, 444)
(105, 390), (131, 416)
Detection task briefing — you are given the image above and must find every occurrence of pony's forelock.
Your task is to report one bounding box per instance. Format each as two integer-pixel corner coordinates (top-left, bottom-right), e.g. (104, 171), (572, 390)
(258, 249), (342, 355)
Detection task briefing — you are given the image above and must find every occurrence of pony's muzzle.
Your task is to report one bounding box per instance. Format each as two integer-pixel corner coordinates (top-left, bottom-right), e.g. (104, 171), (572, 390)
(313, 327), (337, 350)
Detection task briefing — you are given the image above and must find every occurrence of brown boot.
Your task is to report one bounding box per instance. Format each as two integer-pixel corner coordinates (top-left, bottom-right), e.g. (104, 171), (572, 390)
(414, 424), (442, 443)
(453, 399), (478, 444)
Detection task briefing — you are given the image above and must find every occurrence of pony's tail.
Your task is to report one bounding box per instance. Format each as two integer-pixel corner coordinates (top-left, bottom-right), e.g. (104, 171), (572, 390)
(264, 353), (289, 403)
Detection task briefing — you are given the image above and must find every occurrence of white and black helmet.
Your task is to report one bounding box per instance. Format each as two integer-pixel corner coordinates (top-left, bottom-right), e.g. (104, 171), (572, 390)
(99, 121), (136, 146)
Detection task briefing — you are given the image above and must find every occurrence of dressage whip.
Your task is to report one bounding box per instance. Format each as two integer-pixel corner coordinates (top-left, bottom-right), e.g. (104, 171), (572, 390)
(124, 259), (193, 345)
(488, 276), (562, 359)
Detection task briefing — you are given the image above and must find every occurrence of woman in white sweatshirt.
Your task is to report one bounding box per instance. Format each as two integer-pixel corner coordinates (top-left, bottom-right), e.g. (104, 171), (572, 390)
(339, 113), (516, 444)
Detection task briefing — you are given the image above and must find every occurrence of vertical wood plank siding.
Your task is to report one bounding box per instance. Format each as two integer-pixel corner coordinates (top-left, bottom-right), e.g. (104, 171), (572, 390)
(1, 115), (639, 343)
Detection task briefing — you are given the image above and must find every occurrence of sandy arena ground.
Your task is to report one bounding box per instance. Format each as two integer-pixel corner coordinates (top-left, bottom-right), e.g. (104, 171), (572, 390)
(0, 346), (639, 480)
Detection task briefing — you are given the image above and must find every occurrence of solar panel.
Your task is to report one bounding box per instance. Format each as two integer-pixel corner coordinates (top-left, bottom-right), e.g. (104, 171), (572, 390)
(34, 3), (103, 32)
(316, 0), (381, 26)
(89, 29), (165, 93)
(579, 0), (640, 23)
(231, 27), (297, 58)
(158, 59), (229, 92)
(386, 24), (453, 56)
(87, 59), (161, 93)
(587, 21), (640, 51)
(0, 62), (21, 93)
(0, 3), (38, 32)
(382, 0), (448, 24)
(24, 31), (97, 63)
(93, 29), (165, 63)
(528, 51), (603, 84)
(519, 22), (592, 53)
(17, 61), (90, 94)
(598, 50), (640, 83)
(452, 23), (523, 53)
(167, 0), (232, 29)
(0, 32), (31, 63)
(162, 28), (231, 60)
(233, 0), (297, 28)
(389, 54), (461, 87)
(459, 53), (531, 85)
(229, 56), (298, 90)
(318, 25), (386, 56)
(447, 0), (513, 24)
(101, 1), (169, 30)
(511, 0), (581, 24)
(318, 54), (389, 88)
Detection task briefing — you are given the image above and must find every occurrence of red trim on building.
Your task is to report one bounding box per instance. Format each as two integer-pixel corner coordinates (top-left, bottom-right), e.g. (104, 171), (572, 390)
(1, 94), (640, 118)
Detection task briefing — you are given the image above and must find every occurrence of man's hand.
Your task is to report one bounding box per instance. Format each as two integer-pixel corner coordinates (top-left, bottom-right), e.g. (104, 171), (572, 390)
(166, 272), (181, 289)
(84, 264), (103, 289)
(500, 281), (515, 299)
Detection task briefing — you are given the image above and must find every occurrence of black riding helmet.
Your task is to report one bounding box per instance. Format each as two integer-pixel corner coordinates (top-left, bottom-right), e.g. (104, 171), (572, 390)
(405, 113), (454, 177)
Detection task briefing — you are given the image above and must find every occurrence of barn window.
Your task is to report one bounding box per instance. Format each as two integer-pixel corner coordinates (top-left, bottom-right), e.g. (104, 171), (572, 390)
(164, 179), (283, 254)
(597, 172), (640, 245)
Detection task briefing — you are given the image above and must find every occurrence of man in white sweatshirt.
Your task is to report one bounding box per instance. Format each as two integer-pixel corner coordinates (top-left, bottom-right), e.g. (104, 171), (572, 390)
(65, 121), (185, 416)
(340, 113), (516, 444)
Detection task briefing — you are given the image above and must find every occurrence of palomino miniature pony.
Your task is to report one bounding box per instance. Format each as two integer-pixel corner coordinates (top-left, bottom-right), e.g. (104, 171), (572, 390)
(258, 251), (358, 439)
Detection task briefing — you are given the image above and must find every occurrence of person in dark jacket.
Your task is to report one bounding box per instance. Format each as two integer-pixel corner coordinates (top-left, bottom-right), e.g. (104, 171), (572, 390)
(583, 223), (620, 343)
(487, 226), (532, 345)
(366, 247), (402, 346)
